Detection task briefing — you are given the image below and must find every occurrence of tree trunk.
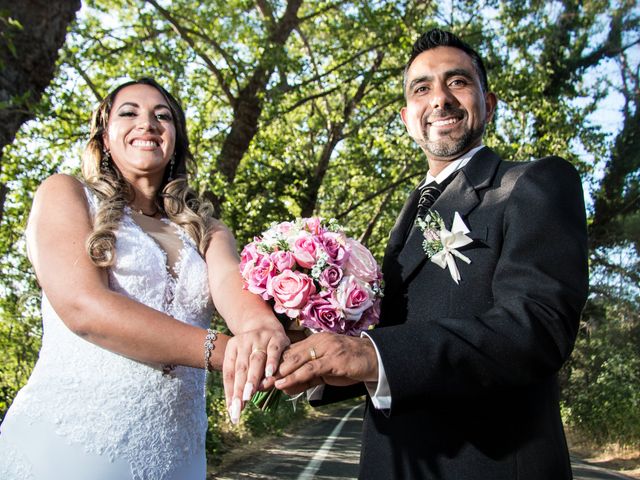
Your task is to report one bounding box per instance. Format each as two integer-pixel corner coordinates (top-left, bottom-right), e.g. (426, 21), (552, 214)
(212, 0), (303, 214)
(589, 89), (640, 250)
(0, 0), (81, 222)
(299, 50), (385, 217)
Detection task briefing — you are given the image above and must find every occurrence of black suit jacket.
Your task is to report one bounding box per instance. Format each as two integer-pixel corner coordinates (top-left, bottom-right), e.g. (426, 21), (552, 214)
(320, 147), (588, 479)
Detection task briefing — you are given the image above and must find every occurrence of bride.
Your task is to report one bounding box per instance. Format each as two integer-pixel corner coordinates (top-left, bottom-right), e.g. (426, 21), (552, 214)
(0, 78), (288, 479)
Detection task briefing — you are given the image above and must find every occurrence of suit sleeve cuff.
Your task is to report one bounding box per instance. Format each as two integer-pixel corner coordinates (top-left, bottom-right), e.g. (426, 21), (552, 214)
(361, 331), (391, 410)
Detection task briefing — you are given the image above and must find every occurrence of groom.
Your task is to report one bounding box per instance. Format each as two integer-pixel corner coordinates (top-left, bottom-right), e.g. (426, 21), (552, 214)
(275, 29), (588, 479)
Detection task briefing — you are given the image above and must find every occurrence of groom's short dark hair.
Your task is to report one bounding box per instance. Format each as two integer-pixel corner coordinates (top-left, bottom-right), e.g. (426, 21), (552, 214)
(403, 28), (489, 94)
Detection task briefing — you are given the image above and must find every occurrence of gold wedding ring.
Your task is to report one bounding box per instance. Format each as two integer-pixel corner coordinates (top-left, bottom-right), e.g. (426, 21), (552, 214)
(250, 348), (267, 359)
(309, 347), (317, 361)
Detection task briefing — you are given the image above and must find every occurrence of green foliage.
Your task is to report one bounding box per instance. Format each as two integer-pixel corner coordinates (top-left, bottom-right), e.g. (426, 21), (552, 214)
(562, 292), (640, 445)
(204, 372), (308, 464)
(0, 289), (41, 421)
(0, 10), (24, 67)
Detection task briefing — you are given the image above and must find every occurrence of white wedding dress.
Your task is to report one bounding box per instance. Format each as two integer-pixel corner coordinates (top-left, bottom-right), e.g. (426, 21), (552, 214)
(0, 187), (215, 480)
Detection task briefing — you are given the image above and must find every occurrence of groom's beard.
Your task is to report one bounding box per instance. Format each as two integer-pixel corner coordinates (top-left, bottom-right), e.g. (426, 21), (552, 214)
(419, 108), (485, 158)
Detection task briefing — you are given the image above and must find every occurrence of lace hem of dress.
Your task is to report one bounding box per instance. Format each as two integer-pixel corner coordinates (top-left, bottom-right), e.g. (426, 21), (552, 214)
(9, 360), (207, 480)
(0, 441), (35, 480)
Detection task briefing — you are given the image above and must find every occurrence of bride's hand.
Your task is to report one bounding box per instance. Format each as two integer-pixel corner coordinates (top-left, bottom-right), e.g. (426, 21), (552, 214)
(223, 326), (289, 424)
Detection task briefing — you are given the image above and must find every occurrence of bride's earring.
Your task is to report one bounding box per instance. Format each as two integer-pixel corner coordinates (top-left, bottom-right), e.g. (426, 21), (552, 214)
(101, 148), (111, 171)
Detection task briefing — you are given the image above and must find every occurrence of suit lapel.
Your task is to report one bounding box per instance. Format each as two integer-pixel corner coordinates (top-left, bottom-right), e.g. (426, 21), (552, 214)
(396, 147), (502, 283)
(385, 187), (421, 255)
(380, 186), (420, 299)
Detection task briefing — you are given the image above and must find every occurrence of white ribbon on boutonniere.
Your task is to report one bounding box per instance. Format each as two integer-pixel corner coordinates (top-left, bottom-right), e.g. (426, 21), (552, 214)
(416, 211), (473, 284)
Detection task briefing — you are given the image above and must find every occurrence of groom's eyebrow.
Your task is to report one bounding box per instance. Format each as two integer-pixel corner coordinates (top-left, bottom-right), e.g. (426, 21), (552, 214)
(444, 68), (474, 80)
(408, 75), (433, 90)
(408, 68), (475, 90)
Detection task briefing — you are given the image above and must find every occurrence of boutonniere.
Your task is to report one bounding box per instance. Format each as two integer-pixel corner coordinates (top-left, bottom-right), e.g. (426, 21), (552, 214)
(415, 211), (473, 284)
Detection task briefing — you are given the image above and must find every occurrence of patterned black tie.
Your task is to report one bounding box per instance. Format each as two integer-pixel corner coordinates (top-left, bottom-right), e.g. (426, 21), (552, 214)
(415, 170), (460, 220)
(416, 182), (441, 220)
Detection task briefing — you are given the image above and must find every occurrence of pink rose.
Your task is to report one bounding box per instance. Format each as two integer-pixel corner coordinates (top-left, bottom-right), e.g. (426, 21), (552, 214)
(334, 275), (374, 321)
(274, 221), (295, 235)
(318, 264), (343, 289)
(268, 270), (316, 319)
(292, 233), (320, 269)
(422, 228), (439, 243)
(321, 232), (349, 266)
(270, 250), (296, 273)
(303, 217), (323, 235)
(300, 294), (344, 333)
(239, 242), (260, 274)
(241, 254), (275, 300)
(344, 297), (380, 335)
(343, 238), (380, 283)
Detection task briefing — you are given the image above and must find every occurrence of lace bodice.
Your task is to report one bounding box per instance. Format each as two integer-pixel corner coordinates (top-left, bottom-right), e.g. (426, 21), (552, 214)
(6, 187), (214, 479)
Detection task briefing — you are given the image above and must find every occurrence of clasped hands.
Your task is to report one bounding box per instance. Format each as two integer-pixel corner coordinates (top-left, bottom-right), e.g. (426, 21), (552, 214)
(223, 329), (379, 423)
(274, 332), (380, 395)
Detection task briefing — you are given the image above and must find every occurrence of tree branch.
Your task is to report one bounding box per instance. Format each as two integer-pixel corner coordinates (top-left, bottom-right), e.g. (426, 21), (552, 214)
(591, 251), (640, 286)
(180, 26), (241, 72)
(294, 23), (331, 127)
(336, 170), (423, 220)
(68, 61), (102, 102)
(275, 41), (393, 95)
(145, 0), (236, 106)
(299, 50), (386, 216)
(342, 94), (402, 139)
(298, 0), (351, 22)
(255, 0), (275, 26)
(277, 85), (342, 116)
(212, 0), (303, 213)
(358, 164), (410, 246)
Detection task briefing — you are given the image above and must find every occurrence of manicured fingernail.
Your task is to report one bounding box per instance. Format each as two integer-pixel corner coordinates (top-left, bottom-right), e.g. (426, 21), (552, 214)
(265, 364), (274, 378)
(275, 378), (285, 388)
(242, 382), (254, 401)
(229, 397), (241, 424)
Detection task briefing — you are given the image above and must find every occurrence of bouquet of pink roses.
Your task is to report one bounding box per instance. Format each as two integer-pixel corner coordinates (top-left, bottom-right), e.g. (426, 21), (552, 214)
(239, 217), (383, 409)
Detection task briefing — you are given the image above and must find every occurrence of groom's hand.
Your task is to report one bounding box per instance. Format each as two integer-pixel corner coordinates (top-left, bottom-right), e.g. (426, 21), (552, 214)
(274, 332), (379, 395)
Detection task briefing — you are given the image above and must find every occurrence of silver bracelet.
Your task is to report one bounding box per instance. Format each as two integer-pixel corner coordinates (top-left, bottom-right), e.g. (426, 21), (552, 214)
(204, 329), (218, 372)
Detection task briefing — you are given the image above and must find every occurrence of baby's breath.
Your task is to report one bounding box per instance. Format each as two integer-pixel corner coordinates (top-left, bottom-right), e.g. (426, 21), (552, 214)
(325, 218), (344, 232)
(415, 210), (446, 259)
(310, 250), (329, 280)
(372, 281), (384, 298)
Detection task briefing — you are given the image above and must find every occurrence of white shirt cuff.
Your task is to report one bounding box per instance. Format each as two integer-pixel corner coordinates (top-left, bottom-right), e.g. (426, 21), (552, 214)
(361, 332), (391, 410)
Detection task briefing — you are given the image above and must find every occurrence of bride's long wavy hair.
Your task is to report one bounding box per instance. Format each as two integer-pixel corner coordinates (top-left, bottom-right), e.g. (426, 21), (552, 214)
(81, 77), (217, 267)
